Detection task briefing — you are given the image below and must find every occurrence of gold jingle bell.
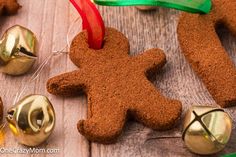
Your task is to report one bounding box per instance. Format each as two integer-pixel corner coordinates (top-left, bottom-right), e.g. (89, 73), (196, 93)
(6, 95), (55, 146)
(183, 106), (232, 155)
(0, 25), (37, 75)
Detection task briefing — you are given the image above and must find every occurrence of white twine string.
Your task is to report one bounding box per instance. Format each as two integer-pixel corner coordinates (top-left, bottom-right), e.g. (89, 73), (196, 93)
(0, 17), (81, 134)
(13, 48), (68, 104)
(13, 17), (80, 104)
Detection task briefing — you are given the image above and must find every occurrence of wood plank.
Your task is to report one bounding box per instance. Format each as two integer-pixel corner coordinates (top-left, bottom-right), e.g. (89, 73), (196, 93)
(63, 4), (90, 157)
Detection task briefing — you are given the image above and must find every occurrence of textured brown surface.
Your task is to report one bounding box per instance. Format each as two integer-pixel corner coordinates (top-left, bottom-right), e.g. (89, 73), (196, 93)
(0, 0), (20, 15)
(47, 28), (182, 143)
(177, 0), (236, 108)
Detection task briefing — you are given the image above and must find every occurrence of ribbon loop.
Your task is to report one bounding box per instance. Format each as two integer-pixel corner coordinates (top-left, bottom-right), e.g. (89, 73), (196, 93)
(93, 0), (212, 14)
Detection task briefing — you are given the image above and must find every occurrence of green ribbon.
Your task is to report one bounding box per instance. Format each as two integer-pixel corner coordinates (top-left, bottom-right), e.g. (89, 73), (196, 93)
(222, 153), (236, 157)
(93, 0), (212, 14)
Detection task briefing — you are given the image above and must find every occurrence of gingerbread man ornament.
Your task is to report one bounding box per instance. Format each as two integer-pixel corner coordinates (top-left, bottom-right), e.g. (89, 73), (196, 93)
(47, 28), (182, 143)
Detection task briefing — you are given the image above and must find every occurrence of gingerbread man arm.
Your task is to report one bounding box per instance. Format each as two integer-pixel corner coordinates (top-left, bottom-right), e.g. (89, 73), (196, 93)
(0, 0), (20, 15)
(133, 48), (166, 74)
(47, 70), (88, 96)
(78, 94), (127, 143)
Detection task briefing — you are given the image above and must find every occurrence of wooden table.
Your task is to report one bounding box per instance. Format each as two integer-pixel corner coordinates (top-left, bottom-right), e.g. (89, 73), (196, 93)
(0, 0), (235, 156)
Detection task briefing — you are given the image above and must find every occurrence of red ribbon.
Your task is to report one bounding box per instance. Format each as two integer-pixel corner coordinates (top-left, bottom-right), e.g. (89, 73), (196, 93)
(70, 0), (105, 49)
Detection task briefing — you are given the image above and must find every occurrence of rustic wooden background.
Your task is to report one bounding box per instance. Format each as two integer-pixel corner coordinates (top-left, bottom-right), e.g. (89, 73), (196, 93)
(0, 0), (235, 156)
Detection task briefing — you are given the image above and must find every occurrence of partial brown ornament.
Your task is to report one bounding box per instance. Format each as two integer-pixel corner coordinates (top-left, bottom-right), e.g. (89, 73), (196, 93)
(178, 0), (236, 108)
(47, 28), (182, 143)
(136, 6), (157, 11)
(0, 0), (21, 15)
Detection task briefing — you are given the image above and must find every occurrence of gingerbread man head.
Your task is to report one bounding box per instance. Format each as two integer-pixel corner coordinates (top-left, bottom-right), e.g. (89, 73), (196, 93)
(47, 28), (182, 143)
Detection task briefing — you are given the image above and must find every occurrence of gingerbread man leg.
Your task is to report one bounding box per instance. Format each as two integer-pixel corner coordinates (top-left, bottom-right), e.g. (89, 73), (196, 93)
(78, 94), (127, 143)
(130, 85), (182, 130)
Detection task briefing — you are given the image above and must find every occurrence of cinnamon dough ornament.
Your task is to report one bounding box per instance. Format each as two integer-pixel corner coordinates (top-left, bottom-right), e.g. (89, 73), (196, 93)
(0, 0), (20, 15)
(178, 0), (236, 108)
(47, 28), (182, 143)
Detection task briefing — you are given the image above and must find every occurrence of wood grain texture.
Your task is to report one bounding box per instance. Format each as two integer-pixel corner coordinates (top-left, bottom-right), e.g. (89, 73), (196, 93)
(0, 0), (235, 156)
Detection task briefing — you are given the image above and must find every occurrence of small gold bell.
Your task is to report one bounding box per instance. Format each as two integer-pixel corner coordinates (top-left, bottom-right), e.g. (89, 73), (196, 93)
(0, 25), (37, 75)
(6, 95), (55, 146)
(183, 106), (232, 155)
